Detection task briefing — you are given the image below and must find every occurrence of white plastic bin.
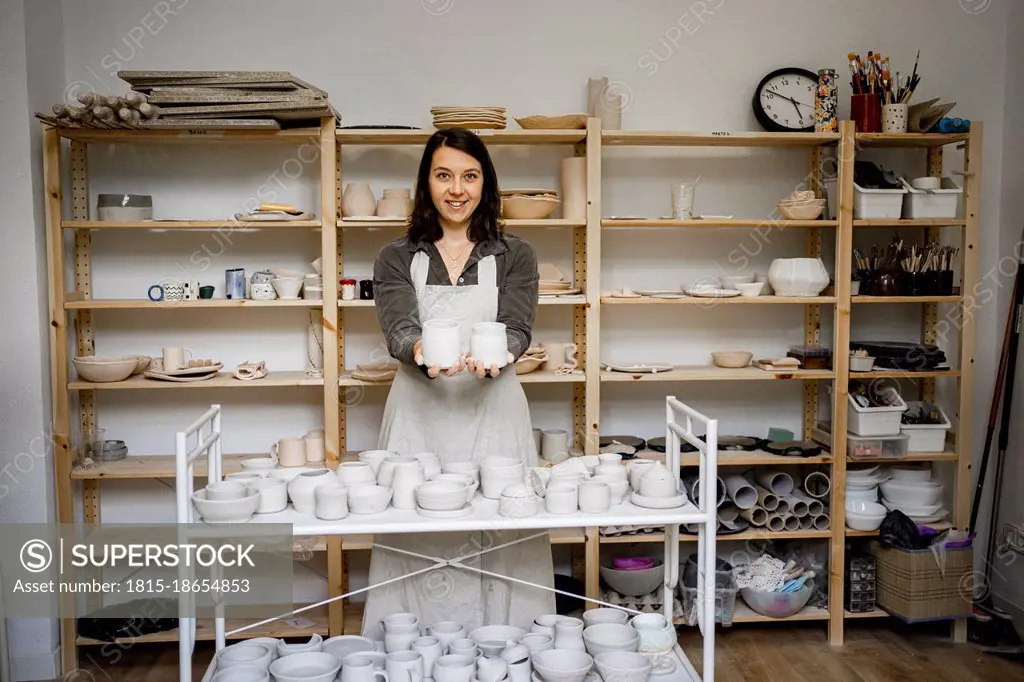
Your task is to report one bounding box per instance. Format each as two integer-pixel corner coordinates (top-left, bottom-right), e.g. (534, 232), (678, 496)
(900, 177), (963, 219)
(848, 391), (907, 437)
(900, 400), (952, 452)
(853, 182), (907, 220)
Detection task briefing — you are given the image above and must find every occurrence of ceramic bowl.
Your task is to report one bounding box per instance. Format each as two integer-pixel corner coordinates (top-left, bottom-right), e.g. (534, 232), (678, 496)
(191, 488), (260, 523)
(846, 510), (886, 531)
(73, 356), (137, 383)
(216, 642), (274, 670)
(501, 195), (560, 220)
(276, 634), (324, 658)
(347, 485), (392, 514)
(321, 635), (376, 661)
(740, 583), (814, 618)
(468, 625), (526, 647)
(610, 557), (656, 571)
(718, 274), (755, 289)
(336, 462), (379, 487)
(735, 282), (765, 298)
(271, 277), (303, 299)
(711, 351), (752, 368)
(593, 652), (652, 682)
(582, 608), (630, 628)
(269, 650), (337, 682)
(132, 355), (152, 374)
(879, 480), (942, 507)
(777, 201), (825, 220)
(599, 560), (665, 596)
(531, 649), (593, 682)
(212, 665), (269, 682)
(890, 466), (932, 482)
(582, 623), (639, 655)
(205, 481), (249, 501)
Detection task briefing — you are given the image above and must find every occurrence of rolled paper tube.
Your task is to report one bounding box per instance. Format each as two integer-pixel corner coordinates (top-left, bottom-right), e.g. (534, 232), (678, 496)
(813, 513), (831, 531)
(739, 506), (768, 527)
(725, 474), (757, 510)
(782, 496), (809, 518)
(755, 468), (795, 496)
(807, 499), (824, 517)
(775, 499), (790, 516)
(748, 480), (779, 512)
(766, 514), (785, 532)
(138, 103), (159, 119)
(800, 515), (815, 530)
(684, 476), (728, 508)
(783, 514), (800, 532)
(804, 471), (831, 499)
(717, 503), (740, 524)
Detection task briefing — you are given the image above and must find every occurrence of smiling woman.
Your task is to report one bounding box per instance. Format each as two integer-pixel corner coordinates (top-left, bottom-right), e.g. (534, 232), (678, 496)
(362, 127), (552, 636)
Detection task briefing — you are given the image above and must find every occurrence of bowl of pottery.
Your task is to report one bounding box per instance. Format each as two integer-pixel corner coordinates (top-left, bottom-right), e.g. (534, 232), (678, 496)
(191, 488), (260, 524)
(711, 351), (752, 369)
(599, 559), (664, 596)
(73, 356), (138, 383)
(501, 195), (560, 220)
(740, 581), (814, 618)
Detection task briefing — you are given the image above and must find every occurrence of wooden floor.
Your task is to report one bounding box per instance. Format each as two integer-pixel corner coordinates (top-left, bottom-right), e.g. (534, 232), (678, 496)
(70, 623), (1024, 682)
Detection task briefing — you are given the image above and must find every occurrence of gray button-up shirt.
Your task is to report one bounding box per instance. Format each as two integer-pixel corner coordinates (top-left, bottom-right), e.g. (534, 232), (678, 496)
(373, 232), (540, 366)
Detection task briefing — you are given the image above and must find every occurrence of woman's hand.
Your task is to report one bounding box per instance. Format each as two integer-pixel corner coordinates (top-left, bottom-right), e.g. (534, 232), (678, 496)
(465, 352), (515, 379)
(414, 339), (464, 378)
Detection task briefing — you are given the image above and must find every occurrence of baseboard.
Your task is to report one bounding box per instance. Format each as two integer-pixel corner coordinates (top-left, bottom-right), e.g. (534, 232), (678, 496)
(10, 647), (59, 682)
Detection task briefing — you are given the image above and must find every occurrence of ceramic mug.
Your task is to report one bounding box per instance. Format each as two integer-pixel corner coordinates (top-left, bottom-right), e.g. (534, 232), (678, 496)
(304, 434), (326, 463)
(432, 655), (475, 682)
(470, 322), (508, 368)
(385, 650), (423, 681)
(163, 284), (185, 301)
(162, 346), (193, 371)
(541, 429), (569, 461)
(247, 478), (288, 514)
(271, 437), (306, 468)
(342, 656), (390, 682)
(427, 621), (466, 651)
(540, 342), (578, 372)
(422, 319), (461, 368)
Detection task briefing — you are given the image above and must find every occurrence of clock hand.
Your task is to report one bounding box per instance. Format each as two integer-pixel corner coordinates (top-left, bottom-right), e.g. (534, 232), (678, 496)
(768, 88), (813, 109)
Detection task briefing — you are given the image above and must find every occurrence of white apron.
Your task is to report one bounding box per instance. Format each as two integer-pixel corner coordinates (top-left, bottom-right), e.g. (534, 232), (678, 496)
(361, 249), (555, 637)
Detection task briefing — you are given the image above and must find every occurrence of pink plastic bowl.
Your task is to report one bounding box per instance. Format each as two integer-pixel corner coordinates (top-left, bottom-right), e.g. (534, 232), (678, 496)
(611, 556), (657, 571)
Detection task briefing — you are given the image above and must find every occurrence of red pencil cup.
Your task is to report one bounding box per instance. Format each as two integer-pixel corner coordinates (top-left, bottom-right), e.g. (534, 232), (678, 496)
(850, 94), (882, 133)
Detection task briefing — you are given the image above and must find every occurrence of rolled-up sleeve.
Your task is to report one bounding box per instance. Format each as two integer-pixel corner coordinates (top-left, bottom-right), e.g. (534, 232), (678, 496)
(373, 243), (421, 366)
(498, 238), (539, 359)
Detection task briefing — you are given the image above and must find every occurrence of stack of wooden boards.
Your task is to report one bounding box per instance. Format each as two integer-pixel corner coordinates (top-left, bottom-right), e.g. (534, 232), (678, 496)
(36, 70), (336, 130)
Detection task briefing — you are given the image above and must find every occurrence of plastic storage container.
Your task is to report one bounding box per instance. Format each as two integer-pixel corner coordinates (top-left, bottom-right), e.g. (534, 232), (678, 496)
(679, 554), (738, 626)
(900, 177), (962, 220)
(853, 182), (907, 219)
(847, 391), (908, 436)
(847, 432), (910, 459)
(899, 401), (952, 452)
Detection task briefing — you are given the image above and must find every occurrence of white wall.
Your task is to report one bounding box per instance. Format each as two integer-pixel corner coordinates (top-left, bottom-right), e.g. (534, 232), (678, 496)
(0, 0), (65, 678)
(0, 0), (1017, 673)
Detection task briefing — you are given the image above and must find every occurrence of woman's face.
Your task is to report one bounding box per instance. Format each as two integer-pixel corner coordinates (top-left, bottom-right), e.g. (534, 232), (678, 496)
(428, 145), (483, 228)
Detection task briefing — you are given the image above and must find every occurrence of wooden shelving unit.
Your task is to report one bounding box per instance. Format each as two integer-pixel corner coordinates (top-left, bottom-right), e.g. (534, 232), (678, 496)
(41, 118), (980, 673)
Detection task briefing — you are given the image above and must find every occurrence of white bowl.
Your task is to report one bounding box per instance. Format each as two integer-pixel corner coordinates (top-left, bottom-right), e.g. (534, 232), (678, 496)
(582, 608), (629, 628)
(73, 356), (137, 383)
(212, 665), (269, 682)
(599, 560), (664, 597)
(582, 623), (639, 655)
(205, 481), (249, 501)
(883, 499), (944, 516)
(735, 282), (765, 297)
(890, 466), (933, 482)
(845, 487), (879, 502)
(846, 499), (886, 516)
(216, 643), (274, 670)
(468, 625), (526, 647)
(880, 480), (942, 507)
(846, 510), (886, 531)
(532, 649), (593, 682)
(271, 277), (303, 299)
(191, 488), (259, 523)
(269, 650), (337, 682)
(593, 652), (652, 682)
(347, 485), (392, 514)
(719, 274), (755, 289)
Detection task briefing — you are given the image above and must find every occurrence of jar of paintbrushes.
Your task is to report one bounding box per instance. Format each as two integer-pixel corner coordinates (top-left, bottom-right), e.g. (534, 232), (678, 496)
(848, 50), (921, 134)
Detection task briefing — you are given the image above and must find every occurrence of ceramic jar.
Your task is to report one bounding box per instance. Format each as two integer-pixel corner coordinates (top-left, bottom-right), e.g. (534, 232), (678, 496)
(475, 643), (508, 682)
(767, 258), (830, 297)
(422, 319), (461, 368)
(342, 183), (377, 218)
(470, 322), (509, 368)
(391, 461), (427, 510)
(287, 469), (333, 514)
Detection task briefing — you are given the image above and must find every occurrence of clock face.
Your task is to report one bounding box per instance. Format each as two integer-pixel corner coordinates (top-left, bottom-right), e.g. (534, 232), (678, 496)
(753, 68), (819, 132)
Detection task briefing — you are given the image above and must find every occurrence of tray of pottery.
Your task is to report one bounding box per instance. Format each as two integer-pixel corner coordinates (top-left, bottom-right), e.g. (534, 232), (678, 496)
(144, 358), (222, 382)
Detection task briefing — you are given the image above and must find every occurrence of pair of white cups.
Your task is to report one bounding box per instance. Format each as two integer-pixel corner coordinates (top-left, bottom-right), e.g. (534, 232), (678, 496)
(422, 319), (508, 369)
(545, 480), (612, 514)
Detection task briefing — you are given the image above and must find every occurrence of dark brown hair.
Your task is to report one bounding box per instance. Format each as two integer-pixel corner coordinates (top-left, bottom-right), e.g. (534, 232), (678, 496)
(406, 127), (502, 244)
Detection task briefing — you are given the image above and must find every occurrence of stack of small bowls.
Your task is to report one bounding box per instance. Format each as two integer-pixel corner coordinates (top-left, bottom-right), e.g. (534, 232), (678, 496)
(480, 458), (525, 499)
(777, 190), (826, 220)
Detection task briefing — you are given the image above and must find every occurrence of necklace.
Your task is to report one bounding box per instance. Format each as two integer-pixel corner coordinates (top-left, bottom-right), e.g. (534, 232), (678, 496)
(436, 239), (473, 276)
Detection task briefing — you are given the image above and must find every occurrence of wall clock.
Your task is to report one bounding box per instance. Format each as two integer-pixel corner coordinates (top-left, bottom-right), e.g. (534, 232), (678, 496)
(752, 67), (819, 133)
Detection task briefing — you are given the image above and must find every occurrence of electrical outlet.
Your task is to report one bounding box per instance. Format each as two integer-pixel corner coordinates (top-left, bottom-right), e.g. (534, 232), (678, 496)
(998, 522), (1024, 555)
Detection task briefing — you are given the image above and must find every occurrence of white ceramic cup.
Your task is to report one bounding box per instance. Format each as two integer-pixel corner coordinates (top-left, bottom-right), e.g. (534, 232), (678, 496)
(385, 650), (423, 682)
(412, 637), (443, 679)
(315, 482), (349, 520)
(422, 319), (461, 368)
(427, 621), (466, 651)
(272, 437), (307, 468)
(359, 449), (395, 476)
(247, 478), (288, 514)
(541, 429), (568, 461)
(470, 322), (508, 368)
(578, 481), (611, 513)
(413, 452), (442, 480)
(342, 656), (390, 682)
(303, 435), (326, 463)
(545, 483), (578, 514)
(445, 639), (477, 659)
(433, 654), (476, 682)
(162, 346), (193, 371)
(205, 481), (247, 501)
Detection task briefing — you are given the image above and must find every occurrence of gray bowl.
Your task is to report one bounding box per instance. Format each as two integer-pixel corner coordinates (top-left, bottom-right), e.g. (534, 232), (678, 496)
(599, 560), (665, 597)
(97, 193), (152, 208)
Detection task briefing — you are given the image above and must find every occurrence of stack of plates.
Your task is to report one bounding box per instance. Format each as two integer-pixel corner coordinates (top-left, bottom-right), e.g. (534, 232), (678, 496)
(536, 261), (580, 296)
(431, 106), (507, 130)
(144, 358), (222, 383)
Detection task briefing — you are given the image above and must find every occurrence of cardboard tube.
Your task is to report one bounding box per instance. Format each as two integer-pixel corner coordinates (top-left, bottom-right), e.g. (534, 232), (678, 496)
(717, 503), (740, 524)
(782, 495), (809, 518)
(775, 498), (791, 516)
(766, 514), (785, 532)
(749, 481), (780, 512)
(783, 514), (800, 531)
(725, 474), (757, 510)
(800, 515), (815, 529)
(804, 471), (831, 499)
(755, 468), (795, 496)
(808, 499), (824, 517)
(739, 506), (768, 526)
(813, 513), (831, 530)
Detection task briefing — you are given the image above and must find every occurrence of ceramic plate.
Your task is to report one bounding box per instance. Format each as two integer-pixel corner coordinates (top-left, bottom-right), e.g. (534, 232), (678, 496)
(539, 289), (581, 296)
(649, 293), (686, 299)
(144, 370), (220, 382)
(415, 504), (473, 519)
(341, 216), (405, 221)
(635, 290), (683, 296)
(602, 363), (674, 373)
(610, 291), (642, 298)
(685, 288), (741, 298)
(157, 362), (222, 377)
(630, 491), (690, 509)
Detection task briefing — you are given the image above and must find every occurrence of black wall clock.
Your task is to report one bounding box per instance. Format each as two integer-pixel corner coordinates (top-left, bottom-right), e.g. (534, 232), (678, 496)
(752, 67), (819, 133)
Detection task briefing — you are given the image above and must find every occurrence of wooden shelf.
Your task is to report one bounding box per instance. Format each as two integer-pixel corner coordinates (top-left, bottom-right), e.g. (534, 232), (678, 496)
(76, 604), (329, 646)
(54, 127), (322, 145)
(600, 529), (832, 544)
(602, 218), (837, 229)
(601, 366), (834, 382)
(853, 296), (961, 304)
(339, 218), (585, 229)
(602, 131), (839, 147)
(69, 371), (324, 390)
(849, 370), (960, 379)
(340, 369), (585, 386)
(674, 603), (829, 626)
(71, 453), (258, 479)
(336, 129), (586, 145)
(686, 449), (832, 467)
(844, 609), (890, 619)
(855, 132), (970, 148)
(341, 528), (585, 550)
(65, 299), (322, 309)
(341, 297), (585, 308)
(601, 295), (836, 306)
(853, 219), (967, 228)
(844, 529), (880, 537)
(62, 220), (321, 230)
(848, 451), (957, 463)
